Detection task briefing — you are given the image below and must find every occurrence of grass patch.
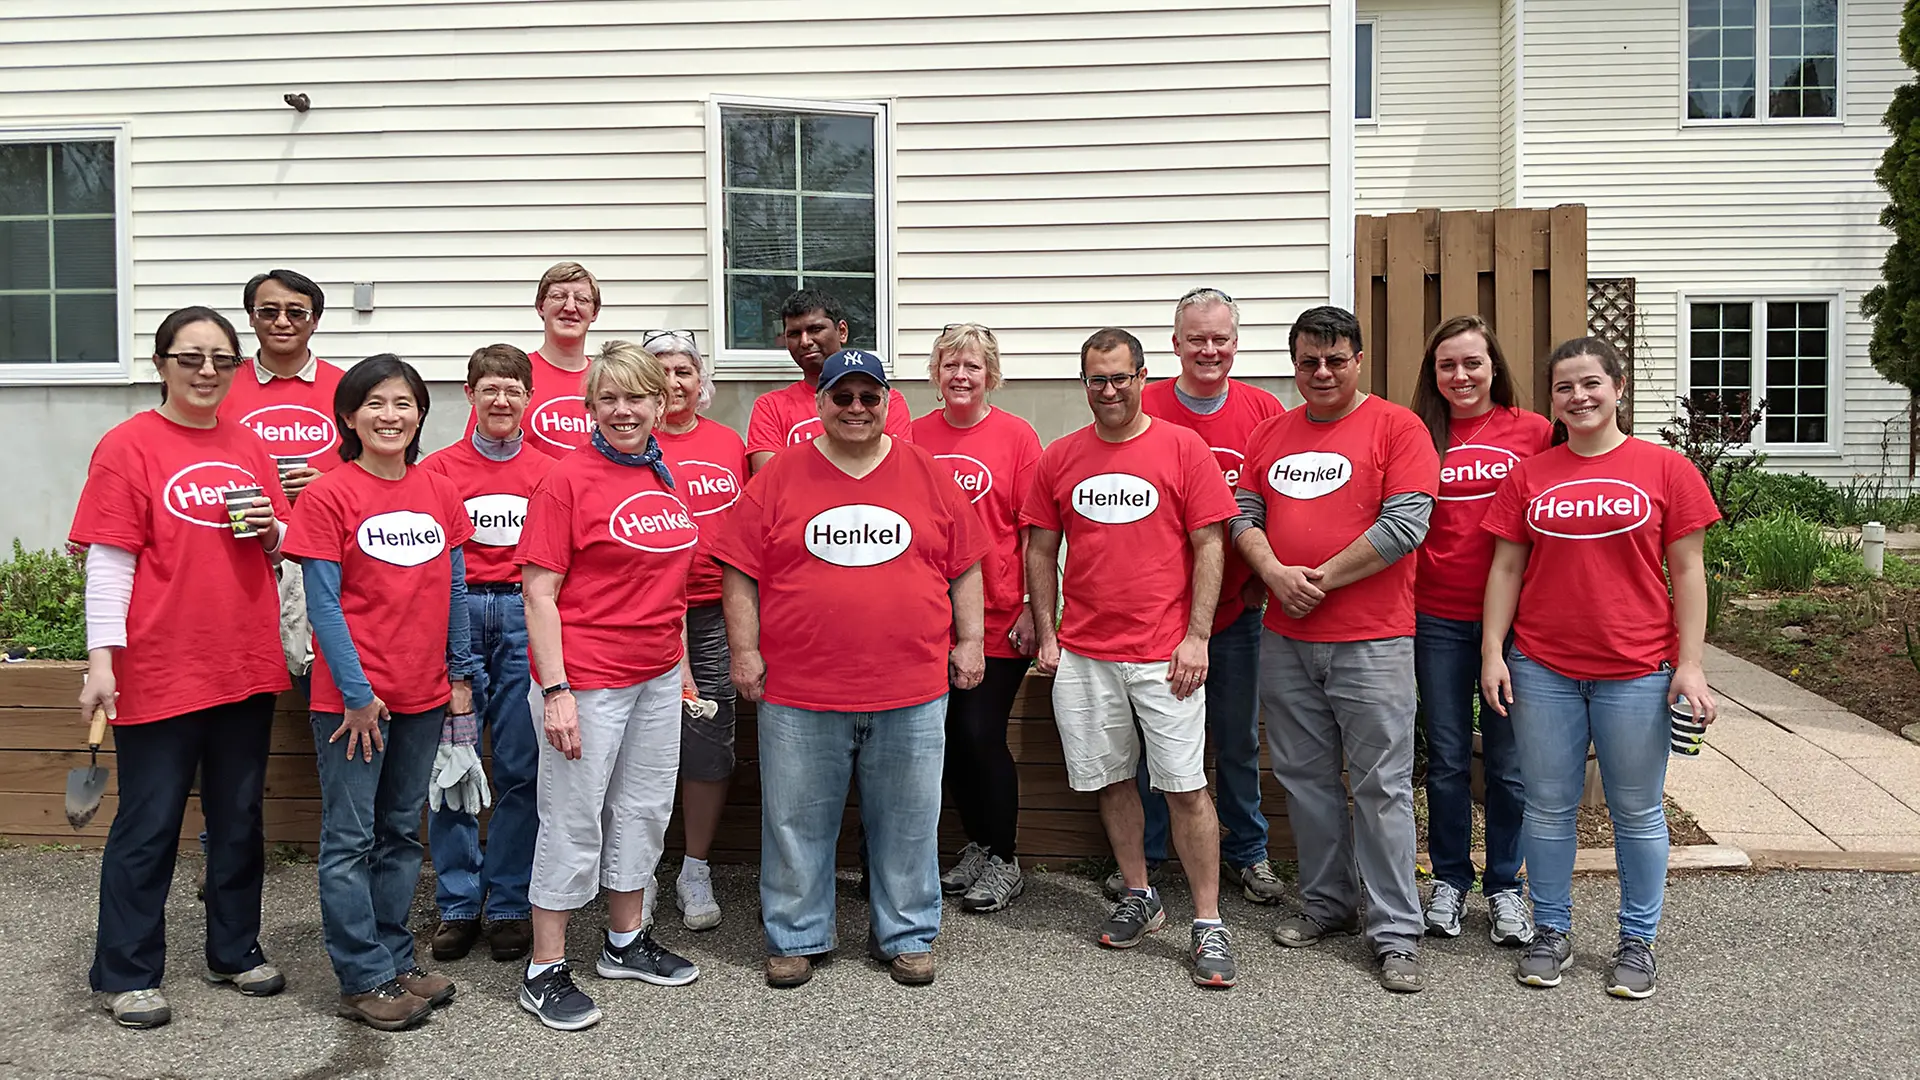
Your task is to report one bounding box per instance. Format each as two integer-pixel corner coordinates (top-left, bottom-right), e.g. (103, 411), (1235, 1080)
(1732, 512), (1838, 591)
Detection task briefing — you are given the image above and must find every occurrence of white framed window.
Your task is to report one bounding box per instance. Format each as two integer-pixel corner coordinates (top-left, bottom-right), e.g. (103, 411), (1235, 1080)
(705, 95), (889, 376)
(1355, 18), (1379, 123)
(0, 125), (132, 385)
(1682, 294), (1842, 452)
(1685, 0), (1840, 123)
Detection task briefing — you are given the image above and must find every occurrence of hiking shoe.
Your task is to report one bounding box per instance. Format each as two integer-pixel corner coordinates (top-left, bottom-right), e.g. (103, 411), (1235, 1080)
(395, 966), (456, 1007)
(765, 955), (813, 988)
(431, 918), (482, 961)
(1488, 888), (1535, 946)
(520, 962), (601, 1031)
(1378, 950), (1427, 993)
(676, 865), (722, 932)
(960, 856), (1025, 913)
(1098, 891), (1167, 949)
(1270, 911), (1360, 948)
(867, 934), (935, 986)
(488, 918), (532, 962)
(1234, 859), (1287, 905)
(338, 979), (431, 1031)
(204, 962), (286, 997)
(940, 842), (991, 895)
(1424, 880), (1464, 938)
(1607, 937), (1658, 1000)
(595, 928), (699, 986)
(1101, 862), (1167, 901)
(108, 988), (171, 1029)
(1515, 927), (1574, 988)
(1191, 924), (1237, 989)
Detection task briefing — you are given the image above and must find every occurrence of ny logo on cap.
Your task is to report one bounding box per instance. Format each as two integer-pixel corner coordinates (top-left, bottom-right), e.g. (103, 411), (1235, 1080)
(843, 353), (866, 366)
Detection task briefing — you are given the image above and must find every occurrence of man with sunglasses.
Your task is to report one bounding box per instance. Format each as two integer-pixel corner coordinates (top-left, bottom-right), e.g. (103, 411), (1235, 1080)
(464, 262), (602, 459)
(1021, 328), (1241, 989)
(745, 289), (913, 474)
(1232, 305), (1439, 993)
(220, 269), (344, 497)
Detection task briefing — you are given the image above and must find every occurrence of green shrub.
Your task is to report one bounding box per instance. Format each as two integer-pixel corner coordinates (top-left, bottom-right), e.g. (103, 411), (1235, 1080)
(0, 540), (87, 661)
(1702, 522), (1741, 576)
(1731, 513), (1837, 591)
(1705, 571), (1732, 636)
(1722, 470), (1845, 525)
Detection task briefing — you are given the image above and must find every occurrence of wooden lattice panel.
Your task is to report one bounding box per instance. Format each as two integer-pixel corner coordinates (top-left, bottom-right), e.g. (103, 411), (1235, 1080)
(1587, 277), (1636, 361)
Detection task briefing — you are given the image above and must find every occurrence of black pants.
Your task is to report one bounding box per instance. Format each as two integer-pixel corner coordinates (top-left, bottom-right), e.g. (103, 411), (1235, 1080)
(942, 657), (1031, 859)
(90, 693), (276, 993)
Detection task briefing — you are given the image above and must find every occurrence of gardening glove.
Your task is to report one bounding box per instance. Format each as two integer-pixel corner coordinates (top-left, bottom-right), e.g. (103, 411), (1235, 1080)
(432, 711), (490, 814)
(683, 694), (719, 722)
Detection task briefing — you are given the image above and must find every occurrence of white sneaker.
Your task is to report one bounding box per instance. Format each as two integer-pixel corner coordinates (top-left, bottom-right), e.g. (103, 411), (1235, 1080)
(676, 865), (722, 931)
(1424, 880), (1464, 938)
(1488, 888), (1536, 946)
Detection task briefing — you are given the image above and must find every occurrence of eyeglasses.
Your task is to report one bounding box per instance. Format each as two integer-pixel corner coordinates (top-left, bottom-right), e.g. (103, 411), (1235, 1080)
(543, 290), (597, 310)
(250, 305), (313, 324)
(943, 322), (998, 339)
(828, 389), (885, 408)
(1294, 354), (1355, 373)
(161, 351), (243, 371)
(476, 386), (530, 402)
(1081, 371), (1142, 391)
(641, 329), (699, 351)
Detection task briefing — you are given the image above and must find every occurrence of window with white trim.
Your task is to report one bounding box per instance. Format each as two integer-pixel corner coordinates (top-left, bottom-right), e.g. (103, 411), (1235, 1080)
(1686, 0), (1839, 122)
(1355, 19), (1378, 122)
(0, 139), (118, 365)
(710, 99), (885, 365)
(1687, 298), (1835, 447)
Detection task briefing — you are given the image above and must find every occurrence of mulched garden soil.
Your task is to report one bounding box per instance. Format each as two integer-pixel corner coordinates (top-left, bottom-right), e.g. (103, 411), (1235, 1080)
(1713, 583), (1920, 736)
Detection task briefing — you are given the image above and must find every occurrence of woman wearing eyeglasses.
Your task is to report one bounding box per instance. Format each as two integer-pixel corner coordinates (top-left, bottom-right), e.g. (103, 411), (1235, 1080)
(71, 307), (294, 1029)
(908, 324), (1041, 915)
(647, 329), (748, 933)
(464, 262), (604, 458)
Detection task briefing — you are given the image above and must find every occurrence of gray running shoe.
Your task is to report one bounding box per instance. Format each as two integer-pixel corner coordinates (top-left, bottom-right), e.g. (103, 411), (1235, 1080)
(1487, 888), (1535, 946)
(960, 856), (1025, 913)
(940, 842), (991, 896)
(1607, 937), (1658, 999)
(1378, 950), (1427, 993)
(108, 988), (170, 1029)
(1234, 859), (1287, 905)
(1191, 924), (1237, 989)
(1101, 861), (1167, 901)
(1270, 911), (1360, 948)
(1098, 891), (1167, 948)
(204, 961), (285, 997)
(1515, 926), (1574, 988)
(1424, 880), (1465, 938)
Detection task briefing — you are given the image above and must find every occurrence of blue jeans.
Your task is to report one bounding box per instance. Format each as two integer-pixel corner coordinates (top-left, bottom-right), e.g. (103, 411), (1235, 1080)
(1508, 651), (1672, 942)
(1139, 606), (1267, 868)
(1414, 612), (1524, 895)
(311, 707), (444, 995)
(759, 696), (946, 958)
(428, 588), (537, 921)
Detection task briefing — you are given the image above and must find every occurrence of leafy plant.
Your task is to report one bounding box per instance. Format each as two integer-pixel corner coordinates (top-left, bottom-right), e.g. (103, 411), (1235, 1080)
(1730, 513), (1837, 591)
(1905, 623), (1920, 677)
(1659, 395), (1768, 522)
(1723, 469), (1845, 525)
(1705, 571), (1732, 636)
(0, 540), (86, 661)
(1862, 2), (1920, 468)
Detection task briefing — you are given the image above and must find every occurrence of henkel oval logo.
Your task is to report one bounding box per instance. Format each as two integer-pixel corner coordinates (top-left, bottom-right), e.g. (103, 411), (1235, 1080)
(1267, 452), (1352, 500)
(805, 504), (913, 567)
(1209, 447), (1247, 489)
(786, 417), (823, 445)
(465, 493), (528, 547)
(608, 490), (698, 553)
(675, 460), (741, 518)
(1071, 473), (1159, 525)
(528, 395), (591, 451)
(239, 404), (336, 458)
(1527, 478), (1653, 540)
(1439, 444), (1521, 502)
(934, 453), (994, 504)
(356, 510), (446, 567)
(162, 460), (265, 529)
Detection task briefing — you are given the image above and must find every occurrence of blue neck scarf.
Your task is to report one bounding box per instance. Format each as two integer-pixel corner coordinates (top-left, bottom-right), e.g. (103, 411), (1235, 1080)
(592, 428), (675, 488)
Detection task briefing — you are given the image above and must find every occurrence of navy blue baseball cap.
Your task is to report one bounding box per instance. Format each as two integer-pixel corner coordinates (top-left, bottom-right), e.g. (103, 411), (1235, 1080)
(818, 348), (890, 391)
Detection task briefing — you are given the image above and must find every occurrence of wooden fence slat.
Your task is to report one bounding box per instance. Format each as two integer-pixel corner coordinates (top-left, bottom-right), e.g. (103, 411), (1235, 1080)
(1548, 203), (1590, 355)
(1438, 210), (1480, 320)
(1384, 211), (1428, 403)
(1492, 207), (1537, 408)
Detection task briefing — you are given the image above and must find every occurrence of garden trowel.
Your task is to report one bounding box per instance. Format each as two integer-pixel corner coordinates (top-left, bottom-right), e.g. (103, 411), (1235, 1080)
(64, 706), (110, 830)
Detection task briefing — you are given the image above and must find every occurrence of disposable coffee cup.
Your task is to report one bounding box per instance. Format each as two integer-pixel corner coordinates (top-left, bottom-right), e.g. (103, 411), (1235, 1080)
(224, 486), (264, 538)
(275, 456), (309, 501)
(1670, 697), (1706, 757)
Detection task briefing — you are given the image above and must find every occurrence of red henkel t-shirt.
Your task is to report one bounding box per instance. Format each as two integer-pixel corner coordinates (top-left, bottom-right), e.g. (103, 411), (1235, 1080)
(1481, 437), (1721, 681)
(282, 464), (474, 714)
(655, 418), (749, 608)
(465, 350), (591, 460)
(419, 438), (556, 585)
(744, 380), (914, 458)
(68, 411), (293, 725)
(1416, 407), (1555, 623)
(1019, 419), (1239, 664)
(1140, 378), (1285, 631)
(1240, 395), (1440, 642)
(515, 450), (697, 689)
(216, 357), (348, 471)
(912, 407), (1043, 660)
(710, 440), (988, 712)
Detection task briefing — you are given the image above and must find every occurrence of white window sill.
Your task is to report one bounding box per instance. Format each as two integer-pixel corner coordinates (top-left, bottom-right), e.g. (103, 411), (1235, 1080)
(0, 363), (129, 387)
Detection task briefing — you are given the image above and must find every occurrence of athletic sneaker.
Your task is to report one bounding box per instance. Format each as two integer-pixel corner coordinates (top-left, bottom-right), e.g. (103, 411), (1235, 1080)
(1101, 862), (1168, 902)
(1378, 950), (1427, 993)
(204, 961), (286, 997)
(940, 842), (991, 896)
(1607, 937), (1658, 999)
(676, 864), (722, 932)
(1424, 880), (1464, 938)
(595, 928), (699, 986)
(1487, 888), (1535, 946)
(108, 988), (170, 1029)
(520, 962), (601, 1031)
(1515, 927), (1574, 988)
(1191, 924), (1237, 989)
(1098, 891), (1167, 948)
(1270, 911), (1360, 948)
(960, 856), (1024, 913)
(1234, 859), (1287, 905)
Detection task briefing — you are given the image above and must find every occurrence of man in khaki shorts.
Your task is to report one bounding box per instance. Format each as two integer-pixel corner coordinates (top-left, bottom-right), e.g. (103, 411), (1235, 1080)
(1022, 328), (1242, 989)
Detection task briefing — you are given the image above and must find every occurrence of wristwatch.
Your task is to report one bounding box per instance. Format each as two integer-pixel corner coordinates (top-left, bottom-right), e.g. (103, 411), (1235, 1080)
(541, 681), (571, 699)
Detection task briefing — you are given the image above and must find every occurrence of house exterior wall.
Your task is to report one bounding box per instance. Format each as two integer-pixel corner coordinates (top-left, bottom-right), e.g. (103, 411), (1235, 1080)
(1354, 0), (1506, 212)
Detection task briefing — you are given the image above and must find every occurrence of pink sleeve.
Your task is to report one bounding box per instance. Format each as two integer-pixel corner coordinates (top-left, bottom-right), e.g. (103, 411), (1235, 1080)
(886, 391), (914, 442)
(1018, 450), (1062, 531)
(69, 442), (150, 553)
(513, 472), (574, 574)
(1182, 437), (1238, 531)
(940, 476), (991, 578)
(1480, 469), (1529, 543)
(744, 396), (786, 457)
(438, 475), (475, 548)
(1237, 417), (1278, 496)
(282, 481), (347, 562)
(1382, 413), (1441, 498)
(709, 478), (768, 579)
(1661, 452), (1723, 545)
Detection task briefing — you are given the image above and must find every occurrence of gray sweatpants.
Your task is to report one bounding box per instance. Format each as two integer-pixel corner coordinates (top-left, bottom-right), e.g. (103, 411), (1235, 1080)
(1260, 630), (1422, 954)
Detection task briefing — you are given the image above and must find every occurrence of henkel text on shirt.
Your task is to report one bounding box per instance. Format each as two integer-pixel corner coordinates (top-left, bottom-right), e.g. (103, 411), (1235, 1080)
(464, 493), (528, 547)
(238, 404), (337, 458)
(933, 453), (994, 504)
(805, 503), (913, 567)
(1266, 452), (1352, 500)
(163, 461), (267, 529)
(676, 460), (742, 516)
(1527, 478), (1653, 540)
(608, 490), (699, 553)
(356, 510), (447, 567)
(786, 417), (824, 445)
(1209, 447), (1248, 488)
(528, 396), (592, 450)
(1439, 444), (1521, 502)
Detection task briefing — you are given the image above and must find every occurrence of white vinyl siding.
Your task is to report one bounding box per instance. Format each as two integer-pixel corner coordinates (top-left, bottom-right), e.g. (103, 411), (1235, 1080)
(0, 0), (1334, 384)
(1498, 0), (1521, 205)
(1354, 0), (1504, 212)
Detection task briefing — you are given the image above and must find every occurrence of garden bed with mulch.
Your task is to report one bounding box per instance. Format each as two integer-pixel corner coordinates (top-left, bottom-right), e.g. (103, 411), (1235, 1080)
(1711, 579), (1920, 736)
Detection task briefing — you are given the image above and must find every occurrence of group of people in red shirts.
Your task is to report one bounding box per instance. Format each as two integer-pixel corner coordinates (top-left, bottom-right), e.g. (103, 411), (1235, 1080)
(69, 261), (1719, 1033)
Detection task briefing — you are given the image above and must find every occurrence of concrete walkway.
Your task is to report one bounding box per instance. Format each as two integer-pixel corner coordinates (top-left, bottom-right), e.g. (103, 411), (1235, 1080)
(1664, 645), (1920, 855)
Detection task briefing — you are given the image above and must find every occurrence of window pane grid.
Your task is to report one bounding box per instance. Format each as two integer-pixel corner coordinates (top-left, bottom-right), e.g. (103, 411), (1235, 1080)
(1687, 0), (1836, 122)
(1761, 300), (1829, 444)
(1689, 299), (1831, 447)
(1686, 0), (1758, 119)
(1688, 301), (1754, 416)
(0, 139), (116, 365)
(1767, 0), (1838, 119)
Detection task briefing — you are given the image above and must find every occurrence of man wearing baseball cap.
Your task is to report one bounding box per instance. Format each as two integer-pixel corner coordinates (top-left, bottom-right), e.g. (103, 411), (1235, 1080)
(745, 290), (915, 473)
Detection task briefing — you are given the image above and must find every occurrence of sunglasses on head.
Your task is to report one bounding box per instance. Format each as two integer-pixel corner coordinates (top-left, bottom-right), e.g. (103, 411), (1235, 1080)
(641, 329), (699, 350)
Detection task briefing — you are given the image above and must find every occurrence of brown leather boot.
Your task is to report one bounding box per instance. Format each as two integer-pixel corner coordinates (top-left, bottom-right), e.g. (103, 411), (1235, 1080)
(431, 919), (481, 962)
(764, 955), (812, 988)
(395, 967), (456, 1007)
(337, 981), (431, 1031)
(886, 951), (935, 986)
(488, 919), (533, 962)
